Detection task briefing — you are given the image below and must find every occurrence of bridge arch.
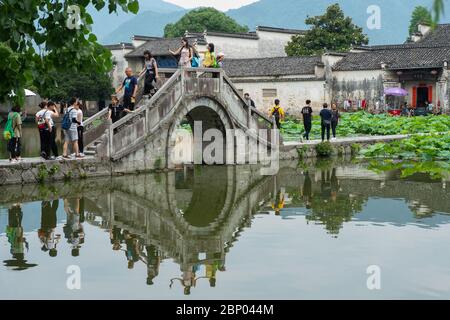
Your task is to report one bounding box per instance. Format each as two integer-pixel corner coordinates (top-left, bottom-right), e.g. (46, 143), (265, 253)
(166, 96), (236, 168)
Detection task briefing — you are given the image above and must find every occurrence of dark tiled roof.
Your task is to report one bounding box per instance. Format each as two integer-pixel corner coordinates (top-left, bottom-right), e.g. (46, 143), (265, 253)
(125, 37), (200, 58)
(417, 24), (450, 46)
(333, 46), (450, 71)
(334, 24), (450, 71)
(256, 26), (306, 35)
(133, 35), (163, 41)
(188, 31), (259, 40)
(223, 56), (322, 77)
(103, 42), (134, 50)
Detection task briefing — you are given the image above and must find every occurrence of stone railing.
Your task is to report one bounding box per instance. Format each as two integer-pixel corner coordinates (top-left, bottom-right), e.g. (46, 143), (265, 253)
(83, 70), (181, 149)
(84, 67), (278, 161)
(110, 69), (184, 160)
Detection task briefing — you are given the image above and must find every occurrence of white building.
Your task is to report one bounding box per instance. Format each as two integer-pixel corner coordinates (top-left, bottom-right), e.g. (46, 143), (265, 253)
(106, 26), (306, 88)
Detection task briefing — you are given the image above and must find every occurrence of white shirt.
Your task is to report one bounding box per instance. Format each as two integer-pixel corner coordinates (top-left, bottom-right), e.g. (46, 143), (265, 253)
(36, 109), (54, 127)
(77, 109), (84, 126)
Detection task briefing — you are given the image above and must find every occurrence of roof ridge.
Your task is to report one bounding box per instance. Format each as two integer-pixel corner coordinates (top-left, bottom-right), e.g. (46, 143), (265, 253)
(226, 55), (321, 61)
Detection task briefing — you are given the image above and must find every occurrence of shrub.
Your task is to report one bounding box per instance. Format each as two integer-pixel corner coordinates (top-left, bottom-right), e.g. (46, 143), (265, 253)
(315, 142), (334, 157)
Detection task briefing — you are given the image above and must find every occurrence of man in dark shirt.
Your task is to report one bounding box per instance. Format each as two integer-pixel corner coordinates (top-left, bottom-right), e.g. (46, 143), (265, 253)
(301, 100), (313, 140)
(108, 95), (125, 123)
(244, 93), (256, 108)
(319, 103), (332, 142)
(116, 67), (138, 111)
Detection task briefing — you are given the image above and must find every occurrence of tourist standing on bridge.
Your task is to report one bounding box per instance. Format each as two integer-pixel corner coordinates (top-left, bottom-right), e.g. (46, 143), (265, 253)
(170, 37), (193, 68)
(116, 67), (138, 111)
(301, 100), (313, 140)
(244, 93), (256, 108)
(217, 52), (225, 68)
(6, 105), (23, 163)
(62, 98), (82, 159)
(203, 43), (218, 68)
(319, 103), (332, 142)
(45, 101), (60, 160)
(330, 103), (340, 140)
(269, 99), (285, 129)
(36, 101), (48, 158)
(36, 101), (59, 160)
(76, 100), (85, 157)
(139, 50), (159, 98)
(108, 95), (125, 123)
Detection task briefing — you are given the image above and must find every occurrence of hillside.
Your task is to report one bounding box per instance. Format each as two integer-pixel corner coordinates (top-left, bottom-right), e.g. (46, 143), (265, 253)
(88, 0), (184, 42)
(227, 0), (439, 45)
(95, 0), (447, 45)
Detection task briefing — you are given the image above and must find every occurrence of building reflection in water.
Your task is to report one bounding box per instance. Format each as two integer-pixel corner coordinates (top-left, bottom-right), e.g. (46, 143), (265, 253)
(2, 161), (450, 294)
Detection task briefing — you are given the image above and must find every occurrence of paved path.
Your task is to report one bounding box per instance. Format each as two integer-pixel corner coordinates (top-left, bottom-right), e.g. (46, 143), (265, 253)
(282, 134), (410, 147)
(0, 156), (95, 167)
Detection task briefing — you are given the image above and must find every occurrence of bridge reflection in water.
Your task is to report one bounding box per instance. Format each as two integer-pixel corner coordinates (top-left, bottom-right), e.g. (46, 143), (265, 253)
(1, 161), (450, 297)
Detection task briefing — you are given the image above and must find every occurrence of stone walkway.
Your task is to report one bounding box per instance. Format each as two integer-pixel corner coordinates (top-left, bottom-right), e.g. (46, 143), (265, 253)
(0, 156), (95, 167)
(282, 134), (410, 147)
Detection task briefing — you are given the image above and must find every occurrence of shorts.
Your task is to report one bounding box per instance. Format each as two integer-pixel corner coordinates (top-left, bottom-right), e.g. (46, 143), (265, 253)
(64, 129), (78, 142)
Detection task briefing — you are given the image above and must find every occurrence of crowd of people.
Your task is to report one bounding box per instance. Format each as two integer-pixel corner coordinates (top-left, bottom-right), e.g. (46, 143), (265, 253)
(267, 98), (341, 142)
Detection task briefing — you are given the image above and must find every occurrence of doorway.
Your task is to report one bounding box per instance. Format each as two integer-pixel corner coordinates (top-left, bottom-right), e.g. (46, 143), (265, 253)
(416, 86), (429, 108)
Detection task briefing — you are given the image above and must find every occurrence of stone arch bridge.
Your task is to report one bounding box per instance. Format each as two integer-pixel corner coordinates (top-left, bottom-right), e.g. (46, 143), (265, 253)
(83, 68), (276, 172)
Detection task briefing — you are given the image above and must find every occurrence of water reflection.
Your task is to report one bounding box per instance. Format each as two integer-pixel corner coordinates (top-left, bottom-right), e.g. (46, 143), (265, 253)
(1, 161), (450, 298)
(4, 203), (37, 270)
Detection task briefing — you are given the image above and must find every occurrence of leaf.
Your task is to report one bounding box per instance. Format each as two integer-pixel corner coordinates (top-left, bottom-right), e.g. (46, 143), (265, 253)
(127, 0), (139, 14)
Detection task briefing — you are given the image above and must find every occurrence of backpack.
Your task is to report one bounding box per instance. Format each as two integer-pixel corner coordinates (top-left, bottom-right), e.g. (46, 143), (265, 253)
(212, 53), (219, 68)
(37, 110), (48, 130)
(61, 108), (73, 130)
(272, 107), (281, 120)
(3, 112), (18, 140)
(192, 56), (200, 68)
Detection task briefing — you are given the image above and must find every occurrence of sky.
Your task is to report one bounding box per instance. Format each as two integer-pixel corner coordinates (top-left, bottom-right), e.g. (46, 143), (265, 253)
(164, 0), (259, 11)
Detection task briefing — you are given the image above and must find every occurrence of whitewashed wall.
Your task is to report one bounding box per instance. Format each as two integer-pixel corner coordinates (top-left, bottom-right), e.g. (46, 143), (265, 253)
(232, 79), (326, 116)
(111, 48), (133, 89)
(206, 35), (259, 59)
(256, 30), (295, 58)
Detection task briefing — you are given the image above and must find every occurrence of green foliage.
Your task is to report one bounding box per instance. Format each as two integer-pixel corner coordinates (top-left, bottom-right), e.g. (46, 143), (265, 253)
(360, 133), (450, 161)
(297, 146), (308, 159)
(0, 0), (139, 106)
(409, 6), (432, 36)
(40, 70), (113, 101)
(281, 112), (450, 141)
(63, 170), (73, 181)
(37, 165), (49, 183)
(368, 159), (450, 180)
(431, 0), (445, 25)
(350, 143), (361, 155)
(315, 141), (334, 157)
(154, 157), (162, 170)
(48, 165), (59, 176)
(164, 7), (248, 38)
(285, 4), (368, 56)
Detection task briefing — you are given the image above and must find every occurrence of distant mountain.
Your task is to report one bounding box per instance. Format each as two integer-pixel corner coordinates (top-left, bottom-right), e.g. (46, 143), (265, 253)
(227, 0), (442, 45)
(94, 0), (449, 45)
(101, 9), (186, 44)
(88, 0), (184, 43)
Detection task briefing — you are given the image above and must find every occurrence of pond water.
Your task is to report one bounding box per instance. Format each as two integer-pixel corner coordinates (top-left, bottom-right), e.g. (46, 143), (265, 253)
(1, 161), (450, 299)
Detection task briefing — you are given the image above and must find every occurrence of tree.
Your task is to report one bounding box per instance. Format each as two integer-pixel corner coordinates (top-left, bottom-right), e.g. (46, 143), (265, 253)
(40, 71), (113, 102)
(164, 7), (248, 38)
(409, 6), (432, 36)
(432, 0), (445, 24)
(285, 4), (368, 56)
(0, 0), (140, 106)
